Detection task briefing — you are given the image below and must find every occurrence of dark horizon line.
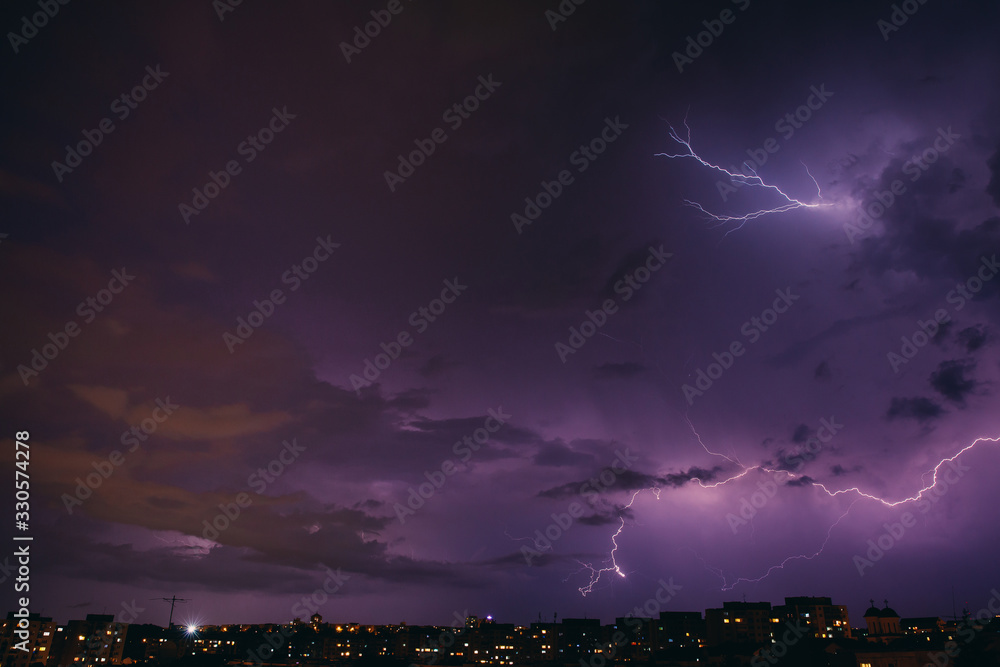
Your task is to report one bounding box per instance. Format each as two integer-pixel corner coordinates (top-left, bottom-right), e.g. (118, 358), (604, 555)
(13, 600), (971, 630)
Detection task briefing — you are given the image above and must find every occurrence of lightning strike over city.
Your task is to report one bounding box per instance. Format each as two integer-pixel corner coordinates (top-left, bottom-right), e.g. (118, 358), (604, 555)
(579, 429), (1000, 597)
(4, 2), (1000, 664)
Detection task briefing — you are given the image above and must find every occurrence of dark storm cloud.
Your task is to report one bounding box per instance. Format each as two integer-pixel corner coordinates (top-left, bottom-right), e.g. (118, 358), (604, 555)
(537, 469), (656, 500)
(391, 412), (539, 462)
(814, 361), (831, 380)
(852, 140), (1000, 293)
(830, 464), (862, 477)
(856, 215), (1000, 291)
(418, 354), (461, 378)
(536, 482), (580, 499)
(598, 241), (666, 299)
(933, 320), (953, 345)
(533, 442), (596, 467)
(987, 145), (1000, 207)
(957, 324), (988, 352)
(784, 476), (814, 487)
(37, 518), (488, 592)
(929, 358), (978, 404)
(767, 449), (794, 472)
(353, 499), (385, 511)
(387, 388), (433, 411)
(576, 505), (635, 526)
(769, 307), (910, 367)
(791, 424), (809, 444)
(479, 550), (578, 570)
(537, 465), (722, 500)
(658, 466), (724, 488)
(840, 123), (1000, 300)
(767, 443), (830, 472)
(592, 361), (647, 380)
(886, 397), (945, 423)
(271, 385), (536, 477)
(948, 167), (966, 194)
(0, 243), (542, 594)
(492, 235), (611, 315)
(610, 470), (669, 491)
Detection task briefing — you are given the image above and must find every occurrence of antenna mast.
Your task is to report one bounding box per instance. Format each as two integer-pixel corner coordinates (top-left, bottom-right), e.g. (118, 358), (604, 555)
(152, 595), (191, 628)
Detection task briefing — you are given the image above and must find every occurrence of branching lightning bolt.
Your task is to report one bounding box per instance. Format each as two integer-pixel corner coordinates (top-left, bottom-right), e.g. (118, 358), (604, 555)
(710, 499), (860, 591)
(808, 437), (999, 507)
(575, 488), (660, 596)
(655, 117), (831, 236)
(578, 430), (998, 596)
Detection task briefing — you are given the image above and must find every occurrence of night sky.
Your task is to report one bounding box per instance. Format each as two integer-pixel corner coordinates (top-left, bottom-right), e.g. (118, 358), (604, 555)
(3, 0), (1000, 628)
